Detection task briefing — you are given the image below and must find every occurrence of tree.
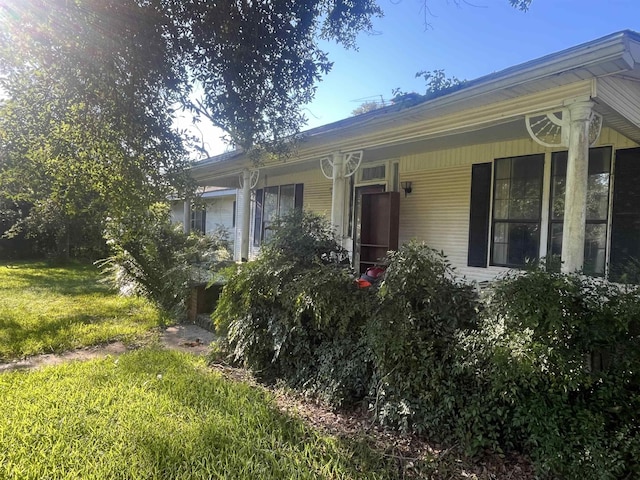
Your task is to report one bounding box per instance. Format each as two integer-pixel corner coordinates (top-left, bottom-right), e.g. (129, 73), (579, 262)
(351, 100), (384, 116)
(0, 0), (384, 257)
(0, 0), (191, 258)
(416, 68), (465, 96)
(158, 0), (382, 155)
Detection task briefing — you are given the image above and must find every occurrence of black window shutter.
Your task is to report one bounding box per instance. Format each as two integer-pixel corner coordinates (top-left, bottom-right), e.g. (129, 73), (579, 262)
(467, 162), (492, 267)
(610, 148), (640, 281)
(253, 189), (263, 246)
(294, 183), (304, 210)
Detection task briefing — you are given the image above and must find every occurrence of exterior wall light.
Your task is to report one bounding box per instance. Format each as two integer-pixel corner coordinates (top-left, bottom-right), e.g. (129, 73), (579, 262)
(400, 181), (413, 197)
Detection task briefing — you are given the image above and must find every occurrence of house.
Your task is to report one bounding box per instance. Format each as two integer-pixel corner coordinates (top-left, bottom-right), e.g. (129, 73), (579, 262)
(170, 187), (238, 255)
(189, 30), (640, 283)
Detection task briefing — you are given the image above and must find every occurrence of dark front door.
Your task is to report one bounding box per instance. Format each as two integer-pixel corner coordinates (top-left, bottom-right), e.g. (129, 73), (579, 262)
(353, 184), (386, 270)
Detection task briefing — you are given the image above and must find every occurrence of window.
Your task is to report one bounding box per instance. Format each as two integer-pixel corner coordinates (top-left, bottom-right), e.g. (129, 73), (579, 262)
(548, 147), (612, 275)
(610, 147), (640, 281)
(191, 207), (206, 234)
(360, 165), (385, 182)
(253, 184), (303, 246)
(491, 154), (544, 267)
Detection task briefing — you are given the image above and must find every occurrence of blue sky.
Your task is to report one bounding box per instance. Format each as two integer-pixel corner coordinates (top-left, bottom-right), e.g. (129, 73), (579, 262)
(198, 0), (640, 156)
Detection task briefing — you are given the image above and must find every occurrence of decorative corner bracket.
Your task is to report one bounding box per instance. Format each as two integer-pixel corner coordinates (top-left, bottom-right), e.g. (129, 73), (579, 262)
(320, 150), (364, 180)
(238, 169), (260, 189)
(525, 109), (603, 148)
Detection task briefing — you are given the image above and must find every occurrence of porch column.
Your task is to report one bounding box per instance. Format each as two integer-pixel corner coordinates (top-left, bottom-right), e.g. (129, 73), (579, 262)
(330, 152), (347, 242)
(561, 101), (593, 273)
(240, 169), (251, 262)
(183, 199), (191, 235)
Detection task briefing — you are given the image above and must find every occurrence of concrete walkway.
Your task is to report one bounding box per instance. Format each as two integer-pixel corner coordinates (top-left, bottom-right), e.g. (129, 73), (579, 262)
(0, 323), (216, 373)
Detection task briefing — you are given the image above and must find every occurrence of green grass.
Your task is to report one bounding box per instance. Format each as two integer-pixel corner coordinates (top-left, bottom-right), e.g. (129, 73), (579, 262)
(0, 262), (165, 360)
(0, 349), (395, 479)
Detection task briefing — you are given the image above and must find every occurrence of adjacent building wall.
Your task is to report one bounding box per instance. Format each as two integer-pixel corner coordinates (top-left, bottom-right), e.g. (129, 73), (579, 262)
(170, 195), (237, 251)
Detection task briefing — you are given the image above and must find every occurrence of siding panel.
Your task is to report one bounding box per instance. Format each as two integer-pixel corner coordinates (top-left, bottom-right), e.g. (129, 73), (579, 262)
(398, 165), (471, 273)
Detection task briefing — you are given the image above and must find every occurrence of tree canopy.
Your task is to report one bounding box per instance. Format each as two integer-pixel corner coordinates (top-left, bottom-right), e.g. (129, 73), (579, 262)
(159, 0), (382, 153)
(0, 0), (381, 256)
(0, 0), (532, 258)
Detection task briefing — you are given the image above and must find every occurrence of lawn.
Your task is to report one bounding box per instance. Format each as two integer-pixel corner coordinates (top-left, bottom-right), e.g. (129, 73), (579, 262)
(0, 262), (165, 360)
(0, 348), (395, 480)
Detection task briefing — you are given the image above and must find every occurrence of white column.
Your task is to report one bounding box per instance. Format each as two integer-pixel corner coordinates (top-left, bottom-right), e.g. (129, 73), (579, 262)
(330, 153), (346, 242)
(561, 101), (593, 273)
(183, 199), (191, 235)
(240, 169), (251, 262)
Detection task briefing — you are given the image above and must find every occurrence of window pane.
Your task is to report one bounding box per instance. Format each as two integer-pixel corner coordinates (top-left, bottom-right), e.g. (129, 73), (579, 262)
(507, 223), (540, 266)
(494, 199), (509, 219)
(492, 222), (540, 267)
(584, 223), (607, 276)
(512, 156), (540, 179)
(551, 176), (566, 220)
(549, 223), (563, 258)
(279, 185), (295, 216)
(586, 173), (609, 220)
(494, 179), (510, 200)
(262, 186), (279, 242)
(495, 158), (511, 180)
(493, 243), (507, 266)
(493, 222), (507, 243)
(552, 151), (568, 176)
(588, 147), (611, 175)
(253, 189), (263, 246)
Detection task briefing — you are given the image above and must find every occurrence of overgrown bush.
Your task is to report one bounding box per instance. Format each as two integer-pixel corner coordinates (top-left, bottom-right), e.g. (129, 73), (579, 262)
(212, 210), (373, 406)
(367, 242), (479, 437)
(475, 265), (640, 478)
(100, 203), (232, 316)
(213, 224), (640, 478)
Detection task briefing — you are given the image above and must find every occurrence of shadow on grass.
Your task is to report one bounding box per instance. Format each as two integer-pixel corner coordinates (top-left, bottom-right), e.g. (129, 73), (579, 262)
(0, 262), (110, 296)
(115, 349), (398, 479)
(0, 262), (164, 360)
(0, 349), (398, 479)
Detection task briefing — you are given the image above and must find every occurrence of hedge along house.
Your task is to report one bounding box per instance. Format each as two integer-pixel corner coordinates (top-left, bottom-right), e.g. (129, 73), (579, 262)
(189, 30), (640, 283)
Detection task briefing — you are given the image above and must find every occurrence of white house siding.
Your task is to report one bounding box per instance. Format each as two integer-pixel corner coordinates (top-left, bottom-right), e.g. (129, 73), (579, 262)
(398, 164), (470, 267)
(204, 196), (236, 249)
(597, 127), (639, 149)
(170, 203), (184, 226)
(395, 129), (639, 284)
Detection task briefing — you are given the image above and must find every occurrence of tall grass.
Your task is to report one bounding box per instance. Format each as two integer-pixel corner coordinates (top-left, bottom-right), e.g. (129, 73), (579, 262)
(0, 349), (395, 479)
(0, 262), (165, 360)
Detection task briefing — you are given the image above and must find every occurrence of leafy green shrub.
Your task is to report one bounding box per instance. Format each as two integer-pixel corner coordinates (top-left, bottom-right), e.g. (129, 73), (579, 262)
(100, 203), (232, 316)
(367, 241), (479, 437)
(212, 210), (373, 406)
(213, 225), (640, 479)
(476, 265), (640, 478)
